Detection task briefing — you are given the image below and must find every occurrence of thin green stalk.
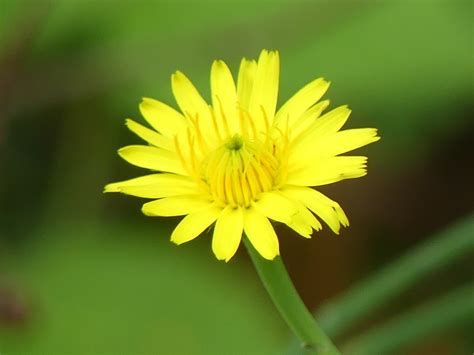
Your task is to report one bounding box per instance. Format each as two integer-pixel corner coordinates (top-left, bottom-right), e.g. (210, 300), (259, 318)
(342, 283), (474, 354)
(316, 214), (474, 338)
(244, 238), (340, 355)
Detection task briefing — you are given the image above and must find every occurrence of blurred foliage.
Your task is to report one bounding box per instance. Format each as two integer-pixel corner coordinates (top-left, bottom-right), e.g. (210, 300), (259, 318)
(0, 0), (473, 354)
(0, 224), (288, 353)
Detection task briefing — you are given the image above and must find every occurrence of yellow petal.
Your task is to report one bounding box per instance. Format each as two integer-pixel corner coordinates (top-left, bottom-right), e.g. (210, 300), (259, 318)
(254, 191), (297, 223)
(314, 128), (380, 156)
(104, 173), (197, 198)
(171, 204), (222, 245)
(299, 188), (348, 228)
(243, 206), (279, 260)
(286, 218), (312, 238)
(142, 195), (212, 217)
(171, 71), (217, 144)
(254, 191), (319, 238)
(290, 100), (330, 139)
(275, 78), (330, 130)
(139, 98), (187, 137)
(293, 106), (351, 152)
(282, 187), (348, 234)
(212, 206), (243, 261)
(297, 203), (322, 231)
(312, 105), (351, 134)
(288, 156), (368, 186)
(285, 201), (322, 238)
(248, 50), (280, 132)
(125, 119), (175, 151)
(211, 60), (239, 133)
(118, 145), (186, 175)
(237, 58), (257, 111)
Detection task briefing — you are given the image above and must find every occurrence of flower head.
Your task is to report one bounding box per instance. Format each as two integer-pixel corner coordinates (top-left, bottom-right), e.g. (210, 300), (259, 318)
(105, 50), (380, 261)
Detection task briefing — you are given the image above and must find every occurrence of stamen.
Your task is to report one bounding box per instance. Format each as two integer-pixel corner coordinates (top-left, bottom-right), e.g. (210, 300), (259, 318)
(215, 95), (231, 137)
(196, 113), (289, 207)
(186, 128), (200, 178)
(249, 157), (272, 192)
(231, 151), (245, 206)
(244, 163), (262, 199)
(209, 105), (224, 143)
(244, 109), (258, 140)
(174, 134), (193, 177)
(224, 162), (236, 206)
(214, 150), (230, 205)
(188, 113), (209, 155)
(238, 108), (249, 139)
(260, 105), (271, 145)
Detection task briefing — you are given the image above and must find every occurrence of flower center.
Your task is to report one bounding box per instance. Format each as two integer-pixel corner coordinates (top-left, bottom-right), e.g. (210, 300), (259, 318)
(173, 105), (291, 207)
(202, 134), (279, 207)
(225, 135), (244, 151)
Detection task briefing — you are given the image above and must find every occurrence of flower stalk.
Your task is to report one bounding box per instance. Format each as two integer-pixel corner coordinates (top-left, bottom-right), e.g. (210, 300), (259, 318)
(244, 238), (340, 354)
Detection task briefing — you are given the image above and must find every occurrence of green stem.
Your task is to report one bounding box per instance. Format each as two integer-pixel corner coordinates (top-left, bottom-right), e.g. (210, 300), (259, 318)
(244, 238), (340, 355)
(342, 283), (474, 354)
(316, 214), (474, 338)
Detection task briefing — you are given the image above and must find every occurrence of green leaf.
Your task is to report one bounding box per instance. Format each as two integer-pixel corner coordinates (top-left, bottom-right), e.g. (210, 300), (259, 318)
(316, 214), (474, 337)
(342, 283), (474, 354)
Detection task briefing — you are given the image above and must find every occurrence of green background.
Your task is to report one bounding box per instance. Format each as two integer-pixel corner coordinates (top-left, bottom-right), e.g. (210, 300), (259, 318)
(0, 0), (472, 354)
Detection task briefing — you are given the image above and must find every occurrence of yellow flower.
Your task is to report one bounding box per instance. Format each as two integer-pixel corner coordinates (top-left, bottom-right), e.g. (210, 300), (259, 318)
(105, 50), (380, 261)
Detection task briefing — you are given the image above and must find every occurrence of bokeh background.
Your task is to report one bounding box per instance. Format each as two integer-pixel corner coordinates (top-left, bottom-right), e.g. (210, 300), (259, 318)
(0, 0), (472, 354)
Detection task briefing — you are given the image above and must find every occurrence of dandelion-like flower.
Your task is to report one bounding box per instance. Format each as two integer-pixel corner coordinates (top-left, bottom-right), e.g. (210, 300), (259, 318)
(105, 50), (379, 261)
